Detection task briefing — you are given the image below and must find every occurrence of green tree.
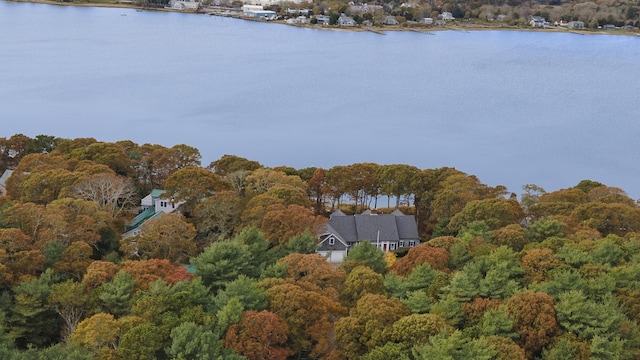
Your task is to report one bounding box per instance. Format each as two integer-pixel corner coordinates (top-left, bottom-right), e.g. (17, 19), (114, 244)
(342, 241), (387, 274)
(167, 322), (224, 360)
(191, 240), (251, 292)
(117, 323), (164, 360)
(97, 271), (136, 317)
(8, 271), (60, 348)
(48, 280), (87, 343)
(412, 330), (497, 360)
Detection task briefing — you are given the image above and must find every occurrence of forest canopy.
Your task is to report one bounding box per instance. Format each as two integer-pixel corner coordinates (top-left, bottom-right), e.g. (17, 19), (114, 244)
(0, 133), (639, 359)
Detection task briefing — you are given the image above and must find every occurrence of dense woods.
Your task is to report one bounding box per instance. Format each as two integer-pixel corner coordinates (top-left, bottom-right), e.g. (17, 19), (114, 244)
(1, 133), (640, 359)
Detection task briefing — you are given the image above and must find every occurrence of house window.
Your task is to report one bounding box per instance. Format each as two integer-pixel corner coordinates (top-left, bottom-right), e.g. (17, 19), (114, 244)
(390, 243), (396, 251)
(399, 241), (405, 248)
(408, 241), (416, 247)
(329, 237), (335, 245)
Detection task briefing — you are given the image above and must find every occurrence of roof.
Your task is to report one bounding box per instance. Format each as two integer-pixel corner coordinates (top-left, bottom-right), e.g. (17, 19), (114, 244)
(325, 210), (420, 243)
(129, 206), (156, 229)
(150, 189), (166, 198)
(0, 169), (13, 188)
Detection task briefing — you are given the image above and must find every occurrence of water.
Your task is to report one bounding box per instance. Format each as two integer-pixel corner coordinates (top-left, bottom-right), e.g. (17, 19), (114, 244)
(1, 1), (639, 198)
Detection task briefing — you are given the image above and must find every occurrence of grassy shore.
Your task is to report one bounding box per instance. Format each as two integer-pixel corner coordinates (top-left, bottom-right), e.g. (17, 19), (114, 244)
(8, 0), (639, 36)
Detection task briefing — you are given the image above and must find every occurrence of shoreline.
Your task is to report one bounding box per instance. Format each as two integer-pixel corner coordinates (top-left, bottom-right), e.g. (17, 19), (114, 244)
(7, 0), (640, 37)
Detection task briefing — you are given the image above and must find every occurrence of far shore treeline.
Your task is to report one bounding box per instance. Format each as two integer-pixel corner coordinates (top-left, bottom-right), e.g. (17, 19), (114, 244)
(18, 0), (640, 32)
(1, 133), (640, 359)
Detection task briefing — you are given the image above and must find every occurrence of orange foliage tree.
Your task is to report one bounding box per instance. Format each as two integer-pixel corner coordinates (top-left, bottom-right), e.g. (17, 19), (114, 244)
(390, 244), (450, 277)
(265, 282), (345, 358)
(506, 291), (560, 359)
(259, 204), (327, 246)
(119, 259), (178, 290)
(224, 310), (291, 360)
(82, 261), (119, 290)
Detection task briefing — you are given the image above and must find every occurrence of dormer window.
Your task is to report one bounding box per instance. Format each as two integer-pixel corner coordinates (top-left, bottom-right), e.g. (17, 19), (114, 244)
(329, 237), (335, 245)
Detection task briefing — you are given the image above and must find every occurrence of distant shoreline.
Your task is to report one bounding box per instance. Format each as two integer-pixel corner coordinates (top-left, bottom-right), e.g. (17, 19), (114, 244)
(7, 0), (640, 37)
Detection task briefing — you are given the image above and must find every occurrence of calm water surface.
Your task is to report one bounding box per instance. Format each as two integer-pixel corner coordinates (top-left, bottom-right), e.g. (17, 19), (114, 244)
(1, 1), (639, 198)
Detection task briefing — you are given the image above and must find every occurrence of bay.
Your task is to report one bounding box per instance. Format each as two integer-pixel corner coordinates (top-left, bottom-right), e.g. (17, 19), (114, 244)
(1, 0), (639, 198)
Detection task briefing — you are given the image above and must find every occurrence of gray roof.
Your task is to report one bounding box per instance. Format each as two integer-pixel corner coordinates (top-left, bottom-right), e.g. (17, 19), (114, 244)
(326, 210), (420, 243)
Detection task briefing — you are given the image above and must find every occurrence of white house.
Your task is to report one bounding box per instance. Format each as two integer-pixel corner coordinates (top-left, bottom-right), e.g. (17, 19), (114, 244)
(169, 0), (200, 10)
(441, 12), (455, 21)
(122, 189), (183, 238)
(241, 5), (276, 20)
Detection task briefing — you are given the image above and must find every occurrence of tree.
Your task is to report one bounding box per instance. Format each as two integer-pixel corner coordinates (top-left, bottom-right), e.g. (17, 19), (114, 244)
(335, 294), (409, 359)
(571, 202), (640, 236)
(96, 271), (136, 317)
(224, 310), (291, 360)
(119, 259), (178, 290)
(342, 242), (387, 274)
(69, 173), (137, 218)
(135, 144), (201, 191)
(82, 260), (119, 291)
(190, 239), (252, 292)
(555, 290), (627, 342)
(340, 266), (386, 308)
(123, 213), (197, 264)
(278, 253), (345, 296)
(412, 330), (497, 360)
(265, 282), (345, 358)
(390, 244), (450, 277)
(493, 224), (528, 251)
(520, 248), (561, 285)
(390, 313), (453, 348)
(167, 321), (226, 360)
(52, 241), (93, 281)
(193, 190), (242, 242)
(213, 275), (267, 312)
(526, 217), (566, 242)
(9, 271), (60, 349)
(376, 164), (418, 209)
(48, 280), (88, 343)
(208, 154), (262, 177)
(117, 323), (164, 360)
(240, 194), (285, 228)
(447, 198), (524, 234)
(506, 291), (560, 358)
(307, 168), (327, 215)
(70, 313), (121, 354)
(67, 142), (133, 176)
(163, 166), (231, 216)
(259, 204), (327, 246)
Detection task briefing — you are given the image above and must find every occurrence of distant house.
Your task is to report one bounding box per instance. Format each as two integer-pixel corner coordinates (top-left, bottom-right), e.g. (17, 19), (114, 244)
(317, 209), (421, 263)
(337, 14), (356, 26)
(602, 24), (616, 30)
(315, 15), (330, 25)
(122, 189), (183, 238)
(383, 16), (399, 25)
(435, 19), (446, 26)
(421, 17), (433, 25)
(441, 12), (455, 21)
(568, 21), (585, 29)
(529, 16), (548, 28)
(496, 14), (506, 22)
(286, 16), (307, 24)
(242, 5), (277, 20)
(0, 169), (12, 197)
(169, 0), (200, 10)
